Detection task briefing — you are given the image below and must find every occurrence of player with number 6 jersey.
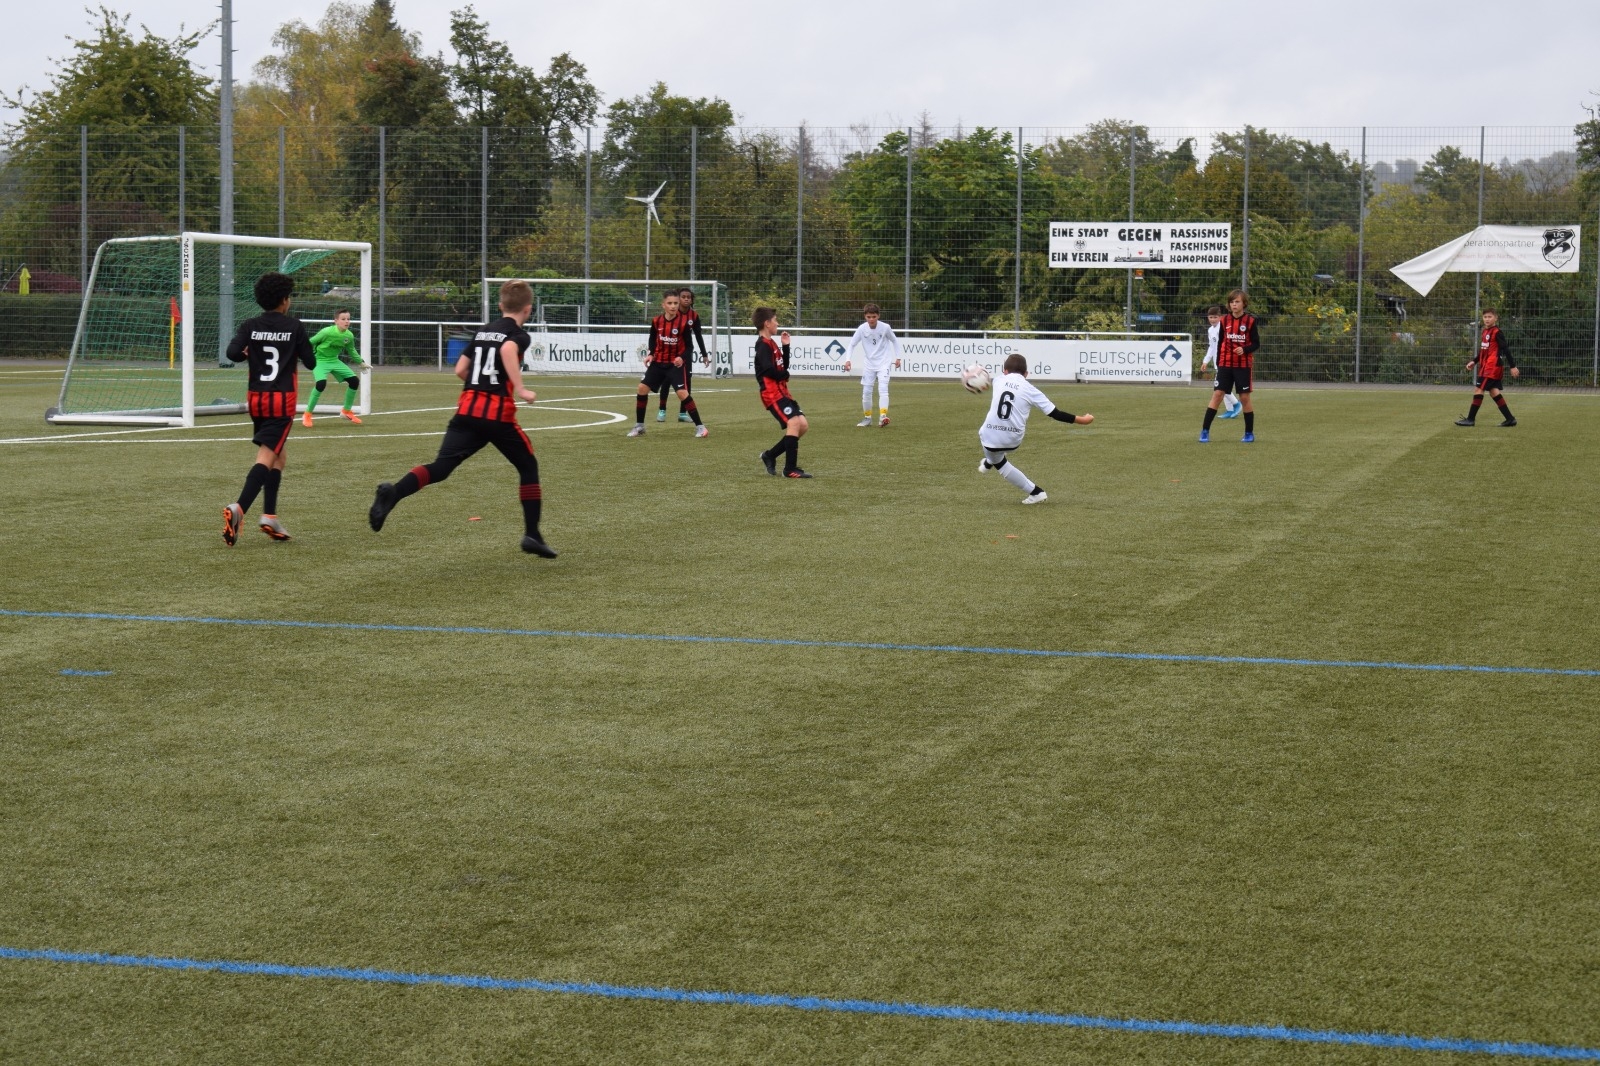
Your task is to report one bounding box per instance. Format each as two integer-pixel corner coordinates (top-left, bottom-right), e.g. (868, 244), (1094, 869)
(977, 353), (1092, 504)
(367, 279), (556, 557)
(220, 271), (315, 546)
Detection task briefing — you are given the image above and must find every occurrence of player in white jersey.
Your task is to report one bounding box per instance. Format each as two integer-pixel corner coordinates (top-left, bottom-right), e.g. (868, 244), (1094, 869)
(842, 302), (901, 427)
(1199, 304), (1241, 418)
(977, 354), (1093, 504)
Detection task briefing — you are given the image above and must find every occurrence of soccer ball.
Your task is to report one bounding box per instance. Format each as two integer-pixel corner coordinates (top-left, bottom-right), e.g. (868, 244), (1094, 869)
(961, 365), (992, 393)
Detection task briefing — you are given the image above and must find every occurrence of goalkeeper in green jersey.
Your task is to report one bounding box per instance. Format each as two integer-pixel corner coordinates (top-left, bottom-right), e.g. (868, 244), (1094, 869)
(303, 309), (368, 426)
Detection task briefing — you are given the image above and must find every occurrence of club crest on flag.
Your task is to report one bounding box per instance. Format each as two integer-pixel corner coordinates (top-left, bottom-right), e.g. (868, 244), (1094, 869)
(1542, 228), (1576, 269)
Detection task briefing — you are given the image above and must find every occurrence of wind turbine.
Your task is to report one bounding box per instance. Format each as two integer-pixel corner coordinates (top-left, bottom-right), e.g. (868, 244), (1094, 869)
(625, 181), (667, 306)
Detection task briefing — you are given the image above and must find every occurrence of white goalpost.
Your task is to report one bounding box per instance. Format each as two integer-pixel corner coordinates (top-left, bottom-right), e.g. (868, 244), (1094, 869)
(49, 232), (373, 427)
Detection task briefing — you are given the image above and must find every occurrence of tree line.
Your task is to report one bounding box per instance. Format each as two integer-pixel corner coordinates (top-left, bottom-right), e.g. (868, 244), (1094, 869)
(3, 3), (1598, 377)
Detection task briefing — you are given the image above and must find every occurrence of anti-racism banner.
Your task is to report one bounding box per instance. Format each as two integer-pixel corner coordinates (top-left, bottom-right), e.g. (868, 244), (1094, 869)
(730, 333), (1192, 384)
(1391, 225), (1581, 297)
(1049, 222), (1232, 269)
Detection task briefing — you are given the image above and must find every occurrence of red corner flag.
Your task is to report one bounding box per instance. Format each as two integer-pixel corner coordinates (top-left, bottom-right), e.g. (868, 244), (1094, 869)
(169, 296), (181, 323)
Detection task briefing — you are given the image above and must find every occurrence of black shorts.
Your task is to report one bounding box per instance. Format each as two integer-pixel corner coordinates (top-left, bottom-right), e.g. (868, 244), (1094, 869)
(1476, 376), (1504, 392)
(642, 361), (688, 392)
(1213, 366), (1253, 395)
(766, 397), (803, 426)
(436, 414), (535, 468)
(658, 361), (693, 394)
(251, 416), (293, 454)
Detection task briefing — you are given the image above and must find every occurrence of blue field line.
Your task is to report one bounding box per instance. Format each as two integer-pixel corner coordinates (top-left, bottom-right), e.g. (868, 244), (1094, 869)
(60, 668), (114, 676)
(2, 608), (1597, 678)
(2, 946), (1596, 1060)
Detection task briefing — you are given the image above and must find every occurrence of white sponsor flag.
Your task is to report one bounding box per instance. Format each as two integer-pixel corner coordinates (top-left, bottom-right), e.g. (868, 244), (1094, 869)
(1391, 225), (1581, 297)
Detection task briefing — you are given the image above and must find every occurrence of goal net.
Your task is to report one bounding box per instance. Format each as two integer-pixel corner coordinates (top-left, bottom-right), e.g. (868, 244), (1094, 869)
(49, 232), (372, 426)
(480, 277), (732, 378)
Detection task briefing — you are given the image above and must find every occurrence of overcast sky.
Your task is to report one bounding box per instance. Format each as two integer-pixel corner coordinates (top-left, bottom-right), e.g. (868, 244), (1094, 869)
(5, 0), (1597, 143)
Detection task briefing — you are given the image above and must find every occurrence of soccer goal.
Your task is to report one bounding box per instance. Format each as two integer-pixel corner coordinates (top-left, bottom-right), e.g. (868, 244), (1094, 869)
(48, 232), (372, 427)
(480, 276), (733, 378)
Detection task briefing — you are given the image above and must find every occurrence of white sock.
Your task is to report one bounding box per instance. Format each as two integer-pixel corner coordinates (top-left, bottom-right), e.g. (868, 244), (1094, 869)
(998, 460), (1035, 494)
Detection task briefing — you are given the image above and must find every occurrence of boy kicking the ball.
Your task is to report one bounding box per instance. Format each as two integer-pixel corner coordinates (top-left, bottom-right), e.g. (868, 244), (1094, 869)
(221, 271), (315, 545)
(977, 354), (1091, 504)
(303, 308), (367, 426)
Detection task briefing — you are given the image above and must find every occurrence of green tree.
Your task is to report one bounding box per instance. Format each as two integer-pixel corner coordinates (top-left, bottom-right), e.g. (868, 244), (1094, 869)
(602, 83), (736, 197)
(1, 7), (216, 273)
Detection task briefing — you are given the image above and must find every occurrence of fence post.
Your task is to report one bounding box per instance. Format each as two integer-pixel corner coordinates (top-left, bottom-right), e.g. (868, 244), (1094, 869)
(1354, 126), (1366, 383)
(481, 125), (489, 317)
(690, 126), (698, 280)
(795, 124), (804, 327)
(277, 125), (286, 266)
(1126, 130), (1135, 330)
(218, 0), (234, 365)
(1014, 126), (1023, 331)
(1592, 195), (1599, 387)
(1241, 127), (1251, 292)
(79, 125), (87, 289)
(904, 126), (913, 329)
(378, 126), (386, 366)
(177, 125), (185, 234)
(1474, 125), (1485, 327)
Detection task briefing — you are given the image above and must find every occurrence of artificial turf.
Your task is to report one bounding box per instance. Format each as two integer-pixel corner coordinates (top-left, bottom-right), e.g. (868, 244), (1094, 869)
(1, 365), (1597, 1063)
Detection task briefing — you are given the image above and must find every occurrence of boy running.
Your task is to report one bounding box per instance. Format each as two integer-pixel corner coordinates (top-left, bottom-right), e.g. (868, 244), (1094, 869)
(630, 290), (708, 437)
(842, 302), (901, 426)
(303, 308), (367, 426)
(1198, 304), (1240, 419)
(1455, 309), (1518, 426)
(977, 353), (1092, 504)
(657, 287), (709, 423)
(367, 279), (556, 557)
(1199, 289), (1258, 443)
(221, 271), (315, 545)
(753, 307), (811, 478)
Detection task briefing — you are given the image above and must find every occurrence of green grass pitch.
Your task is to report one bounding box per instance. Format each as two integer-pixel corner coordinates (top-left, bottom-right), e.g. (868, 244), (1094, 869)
(1, 365), (1598, 1063)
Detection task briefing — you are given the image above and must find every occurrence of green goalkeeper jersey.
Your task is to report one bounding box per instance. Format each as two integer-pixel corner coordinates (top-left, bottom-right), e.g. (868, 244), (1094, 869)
(310, 324), (360, 369)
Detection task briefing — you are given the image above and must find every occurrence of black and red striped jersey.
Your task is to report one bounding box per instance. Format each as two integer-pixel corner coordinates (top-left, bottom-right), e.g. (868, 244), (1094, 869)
(455, 316), (529, 422)
(1474, 327), (1513, 378)
(754, 336), (792, 406)
(1216, 312), (1259, 369)
(225, 311), (314, 398)
(679, 308), (709, 358)
(648, 314), (691, 364)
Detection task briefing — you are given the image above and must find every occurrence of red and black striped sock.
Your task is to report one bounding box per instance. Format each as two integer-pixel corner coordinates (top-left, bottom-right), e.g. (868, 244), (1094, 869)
(636, 395), (649, 424)
(1494, 396), (1512, 418)
(236, 463), (269, 513)
(1467, 395), (1483, 420)
(683, 398), (702, 426)
(519, 482), (542, 536)
(395, 465), (431, 500)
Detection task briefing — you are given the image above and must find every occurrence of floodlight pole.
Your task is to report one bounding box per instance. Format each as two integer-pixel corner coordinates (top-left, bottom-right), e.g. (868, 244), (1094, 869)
(217, 0), (235, 366)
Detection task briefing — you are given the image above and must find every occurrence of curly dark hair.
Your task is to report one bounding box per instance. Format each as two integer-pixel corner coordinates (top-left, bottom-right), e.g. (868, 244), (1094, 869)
(253, 272), (295, 311)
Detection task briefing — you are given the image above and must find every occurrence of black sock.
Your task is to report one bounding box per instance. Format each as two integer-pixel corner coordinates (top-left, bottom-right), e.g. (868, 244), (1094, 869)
(1495, 396), (1512, 419)
(263, 469), (282, 514)
(682, 398), (702, 426)
(394, 466), (429, 500)
(765, 435), (788, 460)
(636, 396), (648, 424)
(1202, 406), (1218, 430)
(1244, 411), (1254, 434)
(519, 482), (542, 537)
(237, 463), (269, 513)
(658, 392), (667, 412)
(784, 435), (800, 472)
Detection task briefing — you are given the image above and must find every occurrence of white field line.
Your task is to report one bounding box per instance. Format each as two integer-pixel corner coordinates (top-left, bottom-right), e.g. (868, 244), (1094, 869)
(2, 406), (627, 443)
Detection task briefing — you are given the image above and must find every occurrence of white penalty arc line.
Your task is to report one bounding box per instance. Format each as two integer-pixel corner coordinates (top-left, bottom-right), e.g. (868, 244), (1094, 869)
(0, 389), (739, 446)
(0, 406), (628, 444)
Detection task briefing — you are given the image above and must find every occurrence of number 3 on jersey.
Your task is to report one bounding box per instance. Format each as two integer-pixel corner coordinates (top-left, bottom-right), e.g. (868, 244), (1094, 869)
(259, 344), (281, 382)
(470, 344), (501, 386)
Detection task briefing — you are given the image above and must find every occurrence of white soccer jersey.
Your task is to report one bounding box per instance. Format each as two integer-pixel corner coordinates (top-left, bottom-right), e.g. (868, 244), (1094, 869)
(978, 372), (1056, 449)
(847, 320), (901, 367)
(1201, 322), (1220, 369)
